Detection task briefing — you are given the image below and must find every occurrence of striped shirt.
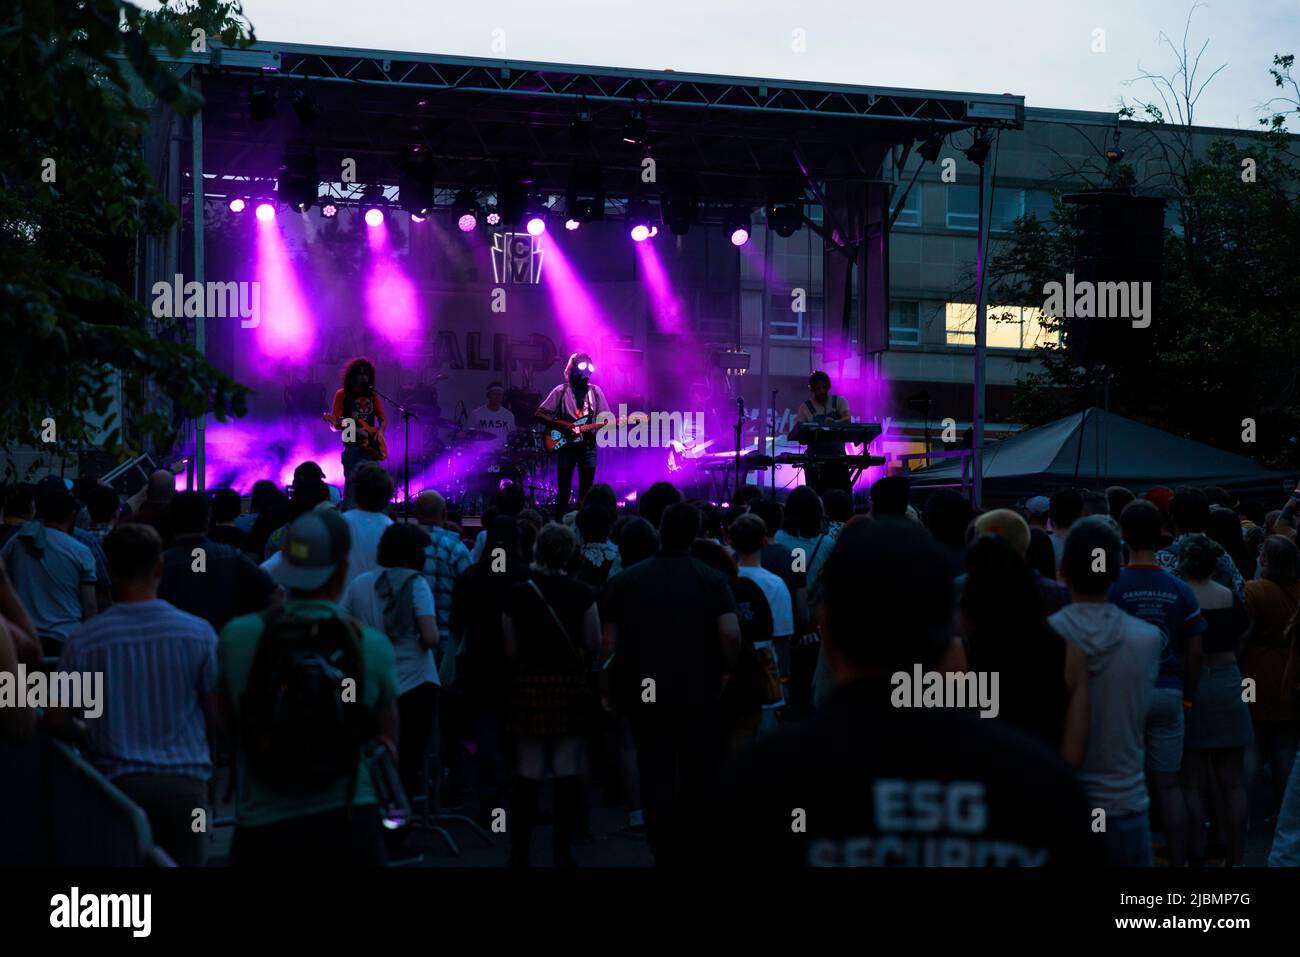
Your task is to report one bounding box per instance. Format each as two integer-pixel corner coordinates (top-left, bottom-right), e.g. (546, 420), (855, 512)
(59, 599), (217, 781)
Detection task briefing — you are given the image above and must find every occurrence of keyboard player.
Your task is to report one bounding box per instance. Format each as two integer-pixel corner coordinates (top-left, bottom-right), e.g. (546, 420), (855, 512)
(788, 370), (853, 495)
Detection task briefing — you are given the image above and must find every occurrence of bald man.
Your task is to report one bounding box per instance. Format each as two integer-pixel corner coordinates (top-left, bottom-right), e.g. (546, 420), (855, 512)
(414, 490), (470, 632)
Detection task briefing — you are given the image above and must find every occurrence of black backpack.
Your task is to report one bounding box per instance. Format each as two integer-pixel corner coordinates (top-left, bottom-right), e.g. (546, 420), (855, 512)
(239, 607), (369, 796)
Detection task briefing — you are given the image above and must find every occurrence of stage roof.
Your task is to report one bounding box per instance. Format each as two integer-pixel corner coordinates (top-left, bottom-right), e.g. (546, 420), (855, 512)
(166, 40), (1025, 209)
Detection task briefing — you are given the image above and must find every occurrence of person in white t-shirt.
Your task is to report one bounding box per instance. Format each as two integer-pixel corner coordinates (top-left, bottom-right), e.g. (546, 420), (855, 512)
(729, 512), (793, 731)
(729, 513), (793, 639)
(341, 522), (440, 801)
(466, 382), (516, 453)
(341, 462), (394, 586)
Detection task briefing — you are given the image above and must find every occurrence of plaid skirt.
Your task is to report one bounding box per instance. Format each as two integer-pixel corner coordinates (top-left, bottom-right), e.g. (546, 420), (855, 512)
(507, 671), (592, 738)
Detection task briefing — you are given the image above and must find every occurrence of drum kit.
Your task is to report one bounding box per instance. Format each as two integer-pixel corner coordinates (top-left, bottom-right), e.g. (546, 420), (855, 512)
(428, 418), (552, 515)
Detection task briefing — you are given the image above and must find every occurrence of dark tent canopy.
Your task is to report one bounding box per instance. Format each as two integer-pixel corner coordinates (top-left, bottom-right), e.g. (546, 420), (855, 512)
(908, 407), (1295, 503)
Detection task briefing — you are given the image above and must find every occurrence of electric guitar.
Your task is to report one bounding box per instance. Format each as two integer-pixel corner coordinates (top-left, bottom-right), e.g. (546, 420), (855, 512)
(540, 413), (646, 453)
(321, 412), (389, 461)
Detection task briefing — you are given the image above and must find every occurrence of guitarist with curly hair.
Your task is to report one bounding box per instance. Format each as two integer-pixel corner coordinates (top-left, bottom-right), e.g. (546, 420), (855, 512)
(535, 352), (611, 514)
(325, 357), (388, 510)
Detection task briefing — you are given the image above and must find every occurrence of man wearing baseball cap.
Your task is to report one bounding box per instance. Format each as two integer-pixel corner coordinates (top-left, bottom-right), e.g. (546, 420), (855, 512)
(215, 507), (399, 865)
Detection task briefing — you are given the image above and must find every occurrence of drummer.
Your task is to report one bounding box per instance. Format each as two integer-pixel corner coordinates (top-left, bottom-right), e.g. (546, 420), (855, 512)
(466, 381), (516, 452)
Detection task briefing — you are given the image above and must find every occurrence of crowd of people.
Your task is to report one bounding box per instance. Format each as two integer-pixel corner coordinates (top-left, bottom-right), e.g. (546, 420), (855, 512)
(4, 464), (1300, 868)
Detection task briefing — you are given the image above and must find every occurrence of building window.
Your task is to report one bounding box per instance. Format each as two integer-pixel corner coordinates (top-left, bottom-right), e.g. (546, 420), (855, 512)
(944, 302), (1060, 349)
(889, 300), (921, 345)
(890, 186), (922, 227)
(945, 186), (1031, 232)
(769, 294), (814, 339)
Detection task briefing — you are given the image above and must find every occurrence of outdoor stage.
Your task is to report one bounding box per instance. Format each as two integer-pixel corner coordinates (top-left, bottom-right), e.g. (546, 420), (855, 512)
(141, 40), (1024, 507)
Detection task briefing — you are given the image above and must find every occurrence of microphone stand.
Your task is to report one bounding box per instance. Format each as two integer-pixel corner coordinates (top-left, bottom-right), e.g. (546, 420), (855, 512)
(372, 387), (419, 517)
(734, 396), (745, 499)
(770, 389), (778, 496)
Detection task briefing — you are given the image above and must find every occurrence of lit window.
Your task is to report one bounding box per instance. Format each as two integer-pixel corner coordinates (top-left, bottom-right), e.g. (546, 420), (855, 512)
(944, 302), (1061, 349)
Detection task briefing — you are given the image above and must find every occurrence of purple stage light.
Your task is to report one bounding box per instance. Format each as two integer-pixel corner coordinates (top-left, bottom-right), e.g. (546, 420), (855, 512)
(229, 197), (246, 214)
(457, 212), (477, 232)
(364, 207), (384, 227)
(564, 218), (580, 231)
(320, 202), (338, 218)
(649, 225), (659, 237)
(410, 213), (426, 223)
(630, 223), (650, 242)
(486, 211), (501, 226)
(526, 216), (546, 236)
(730, 226), (750, 246)
(255, 202), (276, 222)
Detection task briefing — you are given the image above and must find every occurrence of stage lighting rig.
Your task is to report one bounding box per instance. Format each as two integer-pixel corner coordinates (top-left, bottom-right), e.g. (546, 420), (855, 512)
(622, 109), (647, 145)
(566, 161), (606, 224)
(765, 194), (803, 238)
(726, 207), (751, 246)
(248, 82), (276, 122)
(660, 173), (699, 236)
(399, 161), (436, 217)
(278, 148), (319, 213)
(452, 190), (481, 232)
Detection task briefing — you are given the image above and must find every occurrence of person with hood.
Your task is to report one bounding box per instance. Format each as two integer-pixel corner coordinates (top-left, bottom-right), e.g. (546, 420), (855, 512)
(1049, 517), (1162, 866)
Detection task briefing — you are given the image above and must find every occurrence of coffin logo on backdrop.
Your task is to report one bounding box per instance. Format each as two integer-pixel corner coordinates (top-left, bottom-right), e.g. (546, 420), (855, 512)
(491, 232), (545, 284)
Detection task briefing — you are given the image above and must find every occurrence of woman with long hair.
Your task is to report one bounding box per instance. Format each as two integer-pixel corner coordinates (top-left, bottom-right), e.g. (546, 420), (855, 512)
(501, 523), (599, 866)
(1177, 534), (1253, 866)
(960, 535), (1089, 767)
(330, 356), (386, 509)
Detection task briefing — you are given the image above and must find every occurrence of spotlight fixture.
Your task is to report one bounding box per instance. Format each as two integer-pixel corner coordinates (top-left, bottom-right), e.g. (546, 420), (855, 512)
(917, 132), (945, 164)
(565, 219), (580, 231)
(726, 206), (751, 246)
(249, 82), (276, 121)
(570, 107), (594, 148)
(452, 189), (480, 232)
(627, 198), (656, 242)
(485, 207), (501, 227)
(228, 197), (247, 213)
(410, 213), (426, 223)
(399, 161), (436, 217)
(290, 87), (319, 125)
(496, 159), (532, 227)
(278, 148), (318, 213)
(566, 161), (605, 224)
(962, 130), (993, 167)
(660, 171), (699, 236)
(622, 109), (646, 145)
(320, 202), (338, 218)
(765, 193), (803, 239)
(364, 207), (385, 228)
(525, 215), (546, 236)
(255, 201), (276, 221)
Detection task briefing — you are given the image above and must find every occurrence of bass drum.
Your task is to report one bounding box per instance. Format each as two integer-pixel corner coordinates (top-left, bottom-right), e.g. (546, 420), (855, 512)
(472, 458), (523, 499)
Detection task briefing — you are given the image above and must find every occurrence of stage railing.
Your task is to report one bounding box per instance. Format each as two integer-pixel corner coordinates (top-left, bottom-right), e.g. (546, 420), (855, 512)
(0, 731), (175, 866)
(893, 449), (976, 504)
